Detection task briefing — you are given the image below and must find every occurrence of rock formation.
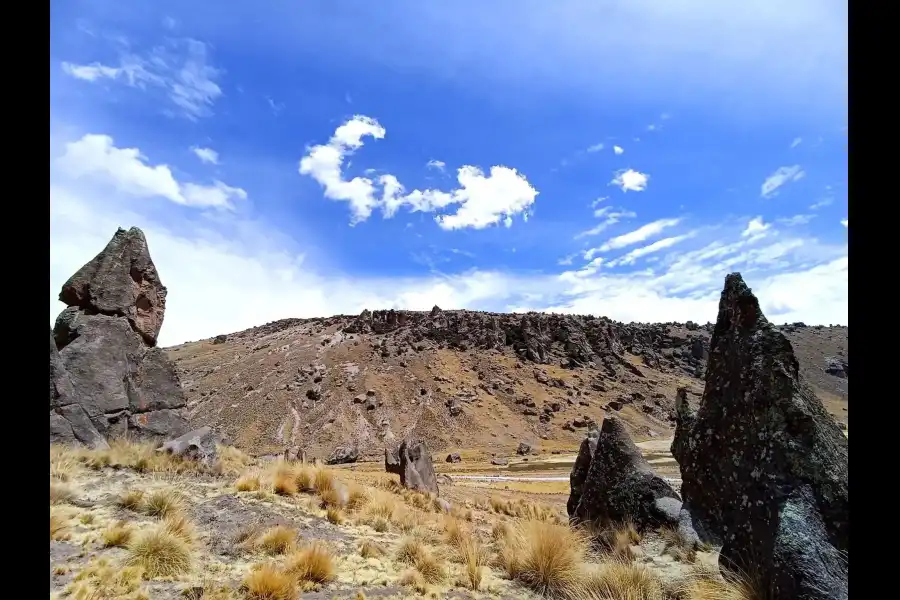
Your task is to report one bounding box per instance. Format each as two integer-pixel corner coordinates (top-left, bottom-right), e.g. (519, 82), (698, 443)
(570, 417), (680, 529)
(385, 440), (440, 495)
(49, 227), (189, 446)
(672, 273), (848, 600)
(567, 428), (599, 516)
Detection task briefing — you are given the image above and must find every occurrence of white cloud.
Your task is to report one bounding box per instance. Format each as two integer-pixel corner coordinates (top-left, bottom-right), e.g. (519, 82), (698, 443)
(575, 207), (637, 239)
(598, 218), (681, 252)
(613, 145), (625, 155)
(761, 165), (805, 197)
(191, 146), (219, 165)
(778, 214), (815, 226)
(840, 219), (848, 228)
(790, 137), (803, 148)
(587, 143), (604, 153)
(809, 196), (834, 210)
(610, 168), (649, 192)
(60, 38), (222, 119)
(56, 134), (246, 210)
(299, 116), (538, 229)
(607, 233), (695, 267)
(742, 216), (771, 240)
(426, 159), (446, 171)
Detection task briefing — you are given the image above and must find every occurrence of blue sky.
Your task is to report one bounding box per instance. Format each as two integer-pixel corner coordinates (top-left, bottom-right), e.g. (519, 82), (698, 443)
(49, 0), (848, 346)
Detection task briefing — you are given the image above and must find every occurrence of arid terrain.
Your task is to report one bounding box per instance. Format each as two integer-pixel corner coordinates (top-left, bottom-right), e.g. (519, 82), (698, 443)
(167, 310), (848, 462)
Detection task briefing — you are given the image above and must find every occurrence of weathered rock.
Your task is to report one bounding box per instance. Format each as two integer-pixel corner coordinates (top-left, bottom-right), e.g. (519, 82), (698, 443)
(49, 329), (75, 409)
(824, 356), (848, 378)
(385, 440), (439, 495)
(213, 334), (228, 344)
(516, 442), (532, 455)
(326, 445), (359, 465)
(59, 227), (167, 346)
(672, 273), (848, 600)
(567, 428), (600, 516)
(571, 417), (680, 529)
(446, 453), (462, 463)
(490, 457), (508, 466)
(159, 426), (219, 465)
(284, 446), (307, 462)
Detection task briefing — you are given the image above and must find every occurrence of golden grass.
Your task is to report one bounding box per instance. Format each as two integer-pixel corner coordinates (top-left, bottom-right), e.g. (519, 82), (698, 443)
(659, 525), (697, 563)
(79, 513), (95, 525)
(488, 495), (562, 522)
(242, 564), (298, 600)
(161, 513), (197, 544)
(50, 445), (82, 482)
(395, 536), (446, 584)
(283, 542), (337, 585)
(65, 558), (146, 600)
(142, 488), (185, 519)
(216, 444), (254, 476)
(326, 507), (345, 525)
(50, 482), (75, 505)
(678, 565), (766, 600)
(313, 467), (336, 496)
(257, 525), (298, 555)
(118, 489), (145, 511)
(346, 483), (369, 511)
(235, 473), (262, 492)
(577, 561), (664, 600)
(501, 520), (588, 598)
(102, 521), (134, 547)
(359, 540), (387, 559)
(295, 467), (314, 493)
(399, 569), (428, 595)
(125, 526), (192, 578)
(320, 485), (348, 509)
(50, 508), (70, 541)
(445, 520), (488, 591)
(593, 521), (642, 562)
(273, 470), (299, 496)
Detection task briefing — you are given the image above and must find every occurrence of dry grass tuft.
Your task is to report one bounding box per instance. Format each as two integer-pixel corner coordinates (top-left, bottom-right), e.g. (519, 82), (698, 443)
(216, 444), (254, 476)
(272, 466), (299, 496)
(284, 542), (337, 586)
(50, 482), (76, 505)
(326, 506), (345, 525)
(102, 521), (134, 547)
(66, 558), (146, 600)
(142, 488), (185, 519)
(50, 508), (70, 541)
(125, 525), (192, 578)
(359, 540), (387, 559)
(320, 485), (348, 509)
(257, 525), (298, 556)
(242, 564), (298, 600)
(399, 569), (429, 595)
(448, 523), (488, 591)
(295, 467), (315, 493)
(235, 472), (262, 492)
(679, 565), (767, 600)
(312, 467), (336, 496)
(161, 513), (197, 544)
(577, 561), (664, 600)
(118, 489), (145, 511)
(346, 483), (369, 511)
(50, 445), (83, 482)
(659, 526), (697, 563)
(80, 513), (95, 525)
(396, 536), (446, 584)
(502, 520), (588, 597)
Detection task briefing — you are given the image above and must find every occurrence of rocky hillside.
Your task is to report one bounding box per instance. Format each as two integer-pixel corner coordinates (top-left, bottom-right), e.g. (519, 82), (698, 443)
(168, 308), (848, 460)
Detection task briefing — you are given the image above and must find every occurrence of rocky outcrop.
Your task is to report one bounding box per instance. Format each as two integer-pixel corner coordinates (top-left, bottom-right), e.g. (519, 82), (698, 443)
(160, 426), (219, 465)
(567, 428), (599, 516)
(326, 445), (359, 465)
(384, 440), (439, 495)
(672, 273), (848, 600)
(570, 417), (680, 529)
(49, 227), (189, 446)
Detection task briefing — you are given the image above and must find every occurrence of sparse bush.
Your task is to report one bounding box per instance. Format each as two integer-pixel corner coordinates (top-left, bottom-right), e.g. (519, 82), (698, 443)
(273, 468), (299, 496)
(50, 482), (75, 505)
(660, 525), (697, 563)
(578, 561), (664, 600)
(346, 483), (369, 511)
(142, 488), (185, 519)
(359, 540), (386, 559)
(242, 564), (297, 600)
(50, 445), (82, 482)
(235, 473), (262, 492)
(79, 512), (95, 525)
(313, 467), (335, 497)
(118, 489), (145, 511)
(216, 444), (254, 476)
(284, 542), (336, 586)
(65, 558), (145, 599)
(125, 526), (192, 578)
(396, 537), (445, 584)
(161, 513), (197, 544)
(326, 507), (345, 525)
(505, 520), (587, 597)
(50, 508), (70, 541)
(102, 521), (133, 547)
(257, 525), (298, 555)
(399, 569), (428, 595)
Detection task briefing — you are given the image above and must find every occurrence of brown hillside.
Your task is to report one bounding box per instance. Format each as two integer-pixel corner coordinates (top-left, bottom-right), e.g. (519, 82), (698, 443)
(167, 309), (848, 459)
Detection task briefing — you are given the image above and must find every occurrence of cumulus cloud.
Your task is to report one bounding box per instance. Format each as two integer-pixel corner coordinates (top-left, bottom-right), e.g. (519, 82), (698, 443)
(613, 145), (624, 155)
(610, 168), (649, 192)
(299, 115), (538, 229)
(191, 146), (219, 165)
(61, 38), (223, 119)
(56, 134), (246, 210)
(761, 165), (805, 197)
(742, 216), (771, 240)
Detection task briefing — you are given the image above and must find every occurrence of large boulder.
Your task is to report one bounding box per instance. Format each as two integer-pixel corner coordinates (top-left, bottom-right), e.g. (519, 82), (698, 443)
(567, 428), (599, 516)
(59, 226), (167, 346)
(326, 445), (359, 465)
(672, 273), (848, 600)
(384, 440), (439, 495)
(570, 417), (680, 529)
(49, 227), (189, 447)
(159, 426), (220, 465)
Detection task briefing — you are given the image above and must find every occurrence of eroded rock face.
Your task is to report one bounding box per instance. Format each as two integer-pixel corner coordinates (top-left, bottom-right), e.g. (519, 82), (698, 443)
(49, 227), (189, 446)
(384, 440), (439, 495)
(672, 273), (848, 600)
(570, 417), (680, 529)
(326, 445), (359, 465)
(567, 428), (599, 516)
(59, 227), (167, 346)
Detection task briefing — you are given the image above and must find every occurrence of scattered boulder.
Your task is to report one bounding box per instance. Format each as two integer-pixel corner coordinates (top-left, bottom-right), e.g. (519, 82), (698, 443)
(446, 453), (462, 463)
(212, 334), (228, 344)
(824, 356), (848, 379)
(672, 273), (848, 600)
(570, 417), (680, 529)
(49, 227), (189, 446)
(159, 426), (219, 465)
(384, 440), (439, 495)
(516, 442), (532, 455)
(491, 457), (509, 466)
(325, 445), (359, 465)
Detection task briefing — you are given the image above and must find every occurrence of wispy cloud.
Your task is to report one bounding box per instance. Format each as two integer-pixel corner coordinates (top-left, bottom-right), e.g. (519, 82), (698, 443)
(761, 165), (805, 197)
(778, 214), (816, 226)
(575, 206), (637, 239)
(56, 134), (246, 210)
(742, 216), (771, 240)
(607, 233), (695, 267)
(298, 115), (539, 229)
(61, 38), (223, 120)
(586, 142), (604, 153)
(190, 146), (219, 165)
(610, 168), (649, 192)
(426, 159), (446, 171)
(584, 218), (681, 258)
(790, 137), (803, 148)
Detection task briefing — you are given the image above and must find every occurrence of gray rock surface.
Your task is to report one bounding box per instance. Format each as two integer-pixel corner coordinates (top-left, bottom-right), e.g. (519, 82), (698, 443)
(566, 428), (599, 516)
(49, 227), (189, 447)
(326, 445), (359, 465)
(571, 417), (680, 529)
(671, 272), (848, 600)
(385, 440), (440, 495)
(160, 426), (220, 465)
